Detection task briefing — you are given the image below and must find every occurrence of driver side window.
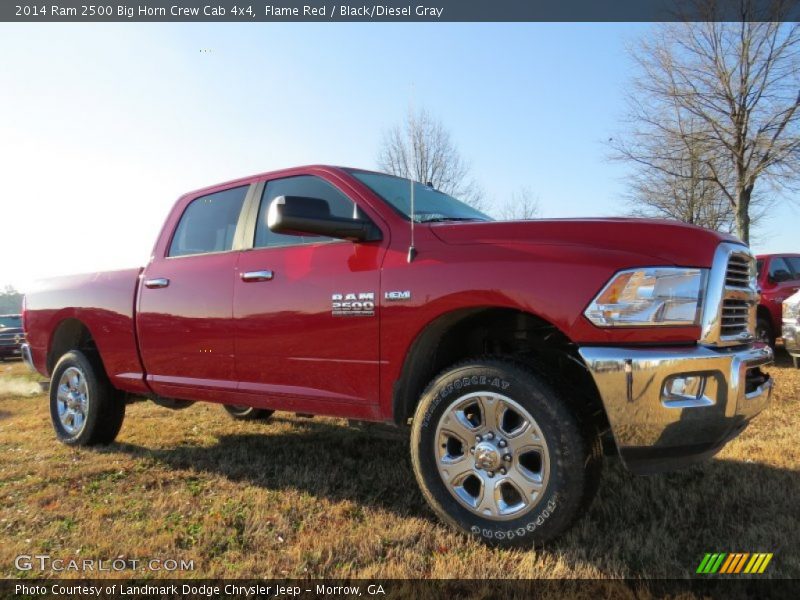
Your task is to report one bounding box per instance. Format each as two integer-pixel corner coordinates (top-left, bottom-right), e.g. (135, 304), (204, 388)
(254, 175), (357, 248)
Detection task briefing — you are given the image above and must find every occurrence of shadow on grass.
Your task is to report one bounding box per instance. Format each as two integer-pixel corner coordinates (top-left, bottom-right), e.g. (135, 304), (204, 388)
(112, 418), (427, 517)
(771, 346), (797, 369)
(109, 414), (800, 576)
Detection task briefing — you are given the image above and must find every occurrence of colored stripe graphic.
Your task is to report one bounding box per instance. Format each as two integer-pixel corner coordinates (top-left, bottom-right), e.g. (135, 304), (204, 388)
(734, 553), (750, 573)
(696, 554), (713, 574)
(721, 553), (739, 574)
(744, 554), (761, 573)
(699, 552), (774, 575)
(698, 553), (727, 574)
(719, 554), (736, 573)
(710, 553), (726, 573)
(758, 553), (773, 573)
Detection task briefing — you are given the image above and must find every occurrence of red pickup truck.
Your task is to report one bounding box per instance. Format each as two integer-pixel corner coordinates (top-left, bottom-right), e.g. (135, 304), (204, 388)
(22, 165), (774, 547)
(755, 253), (800, 346)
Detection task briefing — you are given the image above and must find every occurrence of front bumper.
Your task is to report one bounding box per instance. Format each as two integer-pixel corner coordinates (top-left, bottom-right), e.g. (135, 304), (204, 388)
(0, 345), (22, 358)
(579, 343), (773, 474)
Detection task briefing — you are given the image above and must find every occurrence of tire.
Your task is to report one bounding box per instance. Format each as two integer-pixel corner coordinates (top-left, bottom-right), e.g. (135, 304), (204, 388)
(223, 405), (275, 421)
(410, 358), (602, 548)
(49, 350), (125, 446)
(756, 317), (775, 347)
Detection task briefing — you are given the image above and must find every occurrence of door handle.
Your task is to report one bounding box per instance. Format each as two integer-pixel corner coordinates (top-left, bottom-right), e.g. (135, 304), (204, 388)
(241, 270), (274, 282)
(144, 278), (170, 289)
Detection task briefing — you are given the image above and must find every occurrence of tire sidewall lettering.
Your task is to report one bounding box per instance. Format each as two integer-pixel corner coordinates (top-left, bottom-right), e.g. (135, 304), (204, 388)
(474, 496), (559, 541)
(421, 374), (511, 428)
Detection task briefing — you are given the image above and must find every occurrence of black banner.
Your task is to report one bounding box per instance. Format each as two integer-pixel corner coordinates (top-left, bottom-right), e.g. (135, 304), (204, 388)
(3, 0), (800, 23)
(4, 579), (800, 600)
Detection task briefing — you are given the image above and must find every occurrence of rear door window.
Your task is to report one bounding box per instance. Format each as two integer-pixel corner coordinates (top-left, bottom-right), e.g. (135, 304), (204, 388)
(169, 186), (248, 257)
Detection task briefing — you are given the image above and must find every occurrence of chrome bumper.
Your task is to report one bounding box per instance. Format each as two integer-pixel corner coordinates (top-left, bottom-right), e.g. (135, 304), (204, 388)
(20, 343), (35, 372)
(579, 343), (773, 474)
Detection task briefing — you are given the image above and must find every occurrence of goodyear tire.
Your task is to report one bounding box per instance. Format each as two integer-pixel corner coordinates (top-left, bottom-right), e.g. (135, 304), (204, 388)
(223, 405), (275, 421)
(49, 350), (125, 446)
(410, 358), (601, 547)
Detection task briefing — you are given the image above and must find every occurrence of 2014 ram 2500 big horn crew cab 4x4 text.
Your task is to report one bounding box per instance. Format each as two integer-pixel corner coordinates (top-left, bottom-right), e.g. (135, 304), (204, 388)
(22, 165), (773, 546)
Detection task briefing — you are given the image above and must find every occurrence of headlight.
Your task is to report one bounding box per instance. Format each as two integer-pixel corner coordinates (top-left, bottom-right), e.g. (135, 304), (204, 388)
(585, 268), (707, 327)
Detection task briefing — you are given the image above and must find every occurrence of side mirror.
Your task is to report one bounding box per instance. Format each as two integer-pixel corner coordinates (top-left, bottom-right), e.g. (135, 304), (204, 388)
(267, 196), (381, 242)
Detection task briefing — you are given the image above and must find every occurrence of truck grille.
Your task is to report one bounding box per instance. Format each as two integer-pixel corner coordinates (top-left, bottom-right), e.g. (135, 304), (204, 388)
(720, 299), (750, 338)
(700, 243), (758, 347)
(725, 254), (753, 288)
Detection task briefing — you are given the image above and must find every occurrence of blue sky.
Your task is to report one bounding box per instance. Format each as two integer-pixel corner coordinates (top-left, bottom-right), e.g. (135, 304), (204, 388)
(1, 23), (798, 291)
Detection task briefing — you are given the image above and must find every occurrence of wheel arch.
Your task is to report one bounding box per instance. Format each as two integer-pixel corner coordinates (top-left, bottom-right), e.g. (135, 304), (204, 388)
(391, 306), (609, 436)
(47, 318), (102, 375)
(756, 304), (773, 328)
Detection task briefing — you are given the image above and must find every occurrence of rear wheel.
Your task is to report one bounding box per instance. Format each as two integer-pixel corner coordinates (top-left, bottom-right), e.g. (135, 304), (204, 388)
(223, 405), (275, 421)
(49, 350), (125, 446)
(410, 358), (601, 547)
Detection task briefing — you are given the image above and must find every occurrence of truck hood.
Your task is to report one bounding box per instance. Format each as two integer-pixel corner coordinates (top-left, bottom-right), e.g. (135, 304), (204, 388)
(429, 218), (741, 267)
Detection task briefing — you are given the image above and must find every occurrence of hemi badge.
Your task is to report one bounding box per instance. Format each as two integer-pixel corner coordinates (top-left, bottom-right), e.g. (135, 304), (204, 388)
(385, 291), (411, 301)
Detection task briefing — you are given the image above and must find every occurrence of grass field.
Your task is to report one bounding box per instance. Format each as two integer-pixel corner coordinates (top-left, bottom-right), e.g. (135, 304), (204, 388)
(0, 353), (798, 582)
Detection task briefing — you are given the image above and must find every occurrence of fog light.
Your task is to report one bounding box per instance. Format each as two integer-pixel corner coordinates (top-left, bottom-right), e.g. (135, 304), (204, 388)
(667, 376), (702, 398)
(663, 374), (712, 407)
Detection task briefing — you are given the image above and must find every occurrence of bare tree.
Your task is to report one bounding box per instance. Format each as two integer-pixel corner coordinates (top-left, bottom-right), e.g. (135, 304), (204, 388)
(378, 107), (486, 210)
(624, 119), (738, 231)
(611, 8), (800, 244)
(499, 186), (541, 220)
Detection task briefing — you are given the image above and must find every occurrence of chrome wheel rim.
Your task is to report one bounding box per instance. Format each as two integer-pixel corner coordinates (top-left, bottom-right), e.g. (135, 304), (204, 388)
(434, 391), (550, 520)
(56, 367), (89, 436)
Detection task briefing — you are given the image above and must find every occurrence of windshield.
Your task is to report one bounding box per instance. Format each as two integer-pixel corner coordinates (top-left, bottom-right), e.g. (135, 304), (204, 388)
(0, 316), (21, 329)
(350, 170), (492, 223)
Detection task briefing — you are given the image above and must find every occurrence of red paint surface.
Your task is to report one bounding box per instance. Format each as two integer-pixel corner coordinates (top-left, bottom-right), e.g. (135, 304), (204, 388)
(25, 165), (742, 421)
(756, 253), (800, 335)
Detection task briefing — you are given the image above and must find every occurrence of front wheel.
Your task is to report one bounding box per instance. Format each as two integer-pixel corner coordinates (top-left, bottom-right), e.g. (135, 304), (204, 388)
(49, 350), (125, 446)
(410, 359), (601, 547)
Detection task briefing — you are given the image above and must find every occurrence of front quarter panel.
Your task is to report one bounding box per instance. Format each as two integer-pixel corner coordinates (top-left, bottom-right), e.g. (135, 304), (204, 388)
(378, 232), (707, 419)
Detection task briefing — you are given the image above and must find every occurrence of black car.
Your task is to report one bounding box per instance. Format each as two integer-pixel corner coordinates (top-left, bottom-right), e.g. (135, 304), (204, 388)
(0, 314), (25, 360)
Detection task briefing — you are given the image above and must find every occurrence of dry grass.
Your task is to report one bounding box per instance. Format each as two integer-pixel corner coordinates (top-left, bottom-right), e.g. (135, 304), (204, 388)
(0, 355), (798, 583)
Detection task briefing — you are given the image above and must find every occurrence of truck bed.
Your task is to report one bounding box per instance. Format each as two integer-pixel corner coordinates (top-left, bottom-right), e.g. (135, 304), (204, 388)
(24, 268), (148, 395)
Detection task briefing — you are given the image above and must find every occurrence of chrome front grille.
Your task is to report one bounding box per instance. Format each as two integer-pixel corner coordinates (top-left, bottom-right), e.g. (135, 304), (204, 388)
(720, 298), (750, 338)
(725, 254), (753, 288)
(700, 243), (758, 347)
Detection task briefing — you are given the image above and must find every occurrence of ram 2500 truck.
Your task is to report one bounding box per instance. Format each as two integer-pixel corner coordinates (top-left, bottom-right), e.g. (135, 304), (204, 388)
(22, 165), (774, 547)
(754, 253), (800, 346)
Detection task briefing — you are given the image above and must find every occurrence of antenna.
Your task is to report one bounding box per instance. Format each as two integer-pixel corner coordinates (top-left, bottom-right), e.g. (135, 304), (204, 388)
(406, 80), (418, 263)
(407, 177), (417, 262)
